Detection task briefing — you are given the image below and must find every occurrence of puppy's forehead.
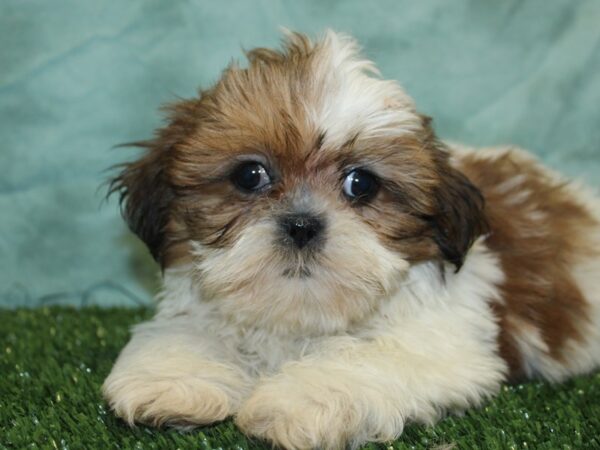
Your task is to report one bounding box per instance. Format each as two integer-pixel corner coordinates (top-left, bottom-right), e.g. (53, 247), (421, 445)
(304, 32), (420, 150)
(191, 31), (421, 163)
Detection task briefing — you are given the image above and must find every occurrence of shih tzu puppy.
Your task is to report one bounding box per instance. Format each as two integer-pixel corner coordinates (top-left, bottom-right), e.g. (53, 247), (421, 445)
(103, 31), (600, 449)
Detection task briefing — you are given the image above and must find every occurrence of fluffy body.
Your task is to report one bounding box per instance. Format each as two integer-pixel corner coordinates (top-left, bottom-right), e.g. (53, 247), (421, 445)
(103, 31), (600, 449)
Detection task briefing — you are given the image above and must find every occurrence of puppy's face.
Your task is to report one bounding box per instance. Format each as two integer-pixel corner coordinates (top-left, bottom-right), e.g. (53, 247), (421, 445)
(113, 32), (487, 334)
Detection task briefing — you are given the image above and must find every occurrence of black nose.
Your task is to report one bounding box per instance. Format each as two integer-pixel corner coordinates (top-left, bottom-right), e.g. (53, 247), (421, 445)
(281, 214), (324, 249)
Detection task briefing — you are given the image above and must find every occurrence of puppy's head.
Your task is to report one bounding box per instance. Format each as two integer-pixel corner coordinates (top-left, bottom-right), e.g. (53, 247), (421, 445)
(111, 31), (487, 334)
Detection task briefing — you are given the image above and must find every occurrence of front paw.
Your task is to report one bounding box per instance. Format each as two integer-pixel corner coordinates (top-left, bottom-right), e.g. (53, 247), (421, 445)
(103, 362), (248, 427)
(235, 369), (403, 450)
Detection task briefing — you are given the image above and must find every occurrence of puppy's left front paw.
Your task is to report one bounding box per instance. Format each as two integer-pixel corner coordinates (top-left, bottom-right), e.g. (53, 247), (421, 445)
(235, 370), (403, 450)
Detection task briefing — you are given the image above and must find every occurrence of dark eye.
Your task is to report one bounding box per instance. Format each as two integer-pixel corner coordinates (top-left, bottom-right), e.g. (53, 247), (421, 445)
(231, 162), (271, 192)
(342, 169), (379, 201)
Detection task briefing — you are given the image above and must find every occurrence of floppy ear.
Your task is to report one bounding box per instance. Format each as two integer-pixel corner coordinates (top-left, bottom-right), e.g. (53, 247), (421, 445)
(109, 142), (174, 266)
(420, 116), (488, 271)
(431, 160), (488, 271)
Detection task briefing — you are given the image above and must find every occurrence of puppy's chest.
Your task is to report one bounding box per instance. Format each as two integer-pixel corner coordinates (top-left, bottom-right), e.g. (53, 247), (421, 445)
(229, 328), (314, 375)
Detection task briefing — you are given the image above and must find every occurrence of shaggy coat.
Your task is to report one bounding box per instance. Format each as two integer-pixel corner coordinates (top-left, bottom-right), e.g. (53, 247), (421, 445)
(103, 31), (600, 449)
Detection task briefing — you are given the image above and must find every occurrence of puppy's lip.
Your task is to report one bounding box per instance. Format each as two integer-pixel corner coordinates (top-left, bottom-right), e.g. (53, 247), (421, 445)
(281, 267), (312, 278)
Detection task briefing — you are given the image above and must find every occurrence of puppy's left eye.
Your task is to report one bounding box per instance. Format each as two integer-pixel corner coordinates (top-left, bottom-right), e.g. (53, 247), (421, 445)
(342, 169), (379, 201)
(231, 162), (272, 192)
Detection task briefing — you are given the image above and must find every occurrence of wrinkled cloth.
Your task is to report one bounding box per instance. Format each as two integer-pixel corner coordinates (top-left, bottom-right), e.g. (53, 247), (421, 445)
(1, 0), (599, 307)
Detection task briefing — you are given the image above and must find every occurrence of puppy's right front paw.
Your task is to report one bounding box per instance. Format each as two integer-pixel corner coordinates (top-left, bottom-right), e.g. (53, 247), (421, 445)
(102, 367), (244, 427)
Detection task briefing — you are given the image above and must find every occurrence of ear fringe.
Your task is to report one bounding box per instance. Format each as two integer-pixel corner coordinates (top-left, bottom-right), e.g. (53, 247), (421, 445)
(421, 117), (489, 271)
(432, 164), (489, 271)
(107, 141), (174, 265)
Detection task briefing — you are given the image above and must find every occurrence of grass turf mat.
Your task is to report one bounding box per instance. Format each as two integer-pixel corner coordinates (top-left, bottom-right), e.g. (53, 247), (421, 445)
(1, 307), (599, 450)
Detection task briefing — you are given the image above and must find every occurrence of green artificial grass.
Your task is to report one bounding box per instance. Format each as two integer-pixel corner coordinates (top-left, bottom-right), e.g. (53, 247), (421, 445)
(1, 307), (599, 450)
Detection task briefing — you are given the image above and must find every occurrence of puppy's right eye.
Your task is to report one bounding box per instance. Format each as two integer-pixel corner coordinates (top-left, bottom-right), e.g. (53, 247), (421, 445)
(231, 162), (271, 192)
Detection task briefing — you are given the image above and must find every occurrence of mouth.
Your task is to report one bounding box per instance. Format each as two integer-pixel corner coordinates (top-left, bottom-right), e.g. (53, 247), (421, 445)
(281, 266), (312, 278)
(277, 239), (322, 279)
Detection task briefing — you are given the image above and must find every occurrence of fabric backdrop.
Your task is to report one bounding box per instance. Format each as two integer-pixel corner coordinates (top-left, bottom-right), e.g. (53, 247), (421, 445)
(1, 0), (599, 307)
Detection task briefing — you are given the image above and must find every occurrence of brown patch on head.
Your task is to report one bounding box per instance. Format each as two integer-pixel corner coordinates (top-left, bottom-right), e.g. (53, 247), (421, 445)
(110, 36), (323, 267)
(457, 150), (597, 380)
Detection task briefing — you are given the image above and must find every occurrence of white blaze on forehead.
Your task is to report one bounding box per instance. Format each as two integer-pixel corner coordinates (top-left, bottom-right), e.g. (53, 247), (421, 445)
(303, 30), (421, 148)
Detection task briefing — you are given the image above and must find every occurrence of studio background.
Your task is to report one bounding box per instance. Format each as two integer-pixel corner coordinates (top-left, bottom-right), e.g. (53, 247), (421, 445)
(2, 0), (599, 308)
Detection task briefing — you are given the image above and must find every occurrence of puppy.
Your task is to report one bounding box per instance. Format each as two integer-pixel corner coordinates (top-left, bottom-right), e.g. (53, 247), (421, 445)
(103, 30), (600, 449)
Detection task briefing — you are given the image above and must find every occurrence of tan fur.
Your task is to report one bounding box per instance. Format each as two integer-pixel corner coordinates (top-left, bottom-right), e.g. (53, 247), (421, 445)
(104, 31), (600, 449)
(454, 146), (600, 380)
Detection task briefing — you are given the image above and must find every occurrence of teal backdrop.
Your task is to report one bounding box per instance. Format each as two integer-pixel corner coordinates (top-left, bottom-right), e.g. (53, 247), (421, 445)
(1, 0), (599, 307)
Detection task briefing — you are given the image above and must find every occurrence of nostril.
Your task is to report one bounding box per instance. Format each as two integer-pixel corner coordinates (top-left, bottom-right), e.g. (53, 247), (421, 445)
(281, 214), (324, 249)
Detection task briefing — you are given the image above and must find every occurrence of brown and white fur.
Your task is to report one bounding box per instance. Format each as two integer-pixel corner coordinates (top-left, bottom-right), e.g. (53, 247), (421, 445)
(103, 31), (600, 449)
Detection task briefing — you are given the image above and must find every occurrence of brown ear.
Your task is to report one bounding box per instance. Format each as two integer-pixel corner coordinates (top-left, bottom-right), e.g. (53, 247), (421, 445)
(109, 142), (174, 266)
(431, 160), (488, 271)
(419, 116), (488, 271)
